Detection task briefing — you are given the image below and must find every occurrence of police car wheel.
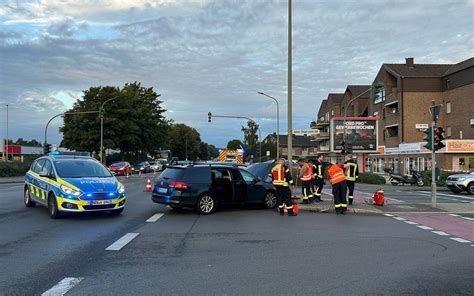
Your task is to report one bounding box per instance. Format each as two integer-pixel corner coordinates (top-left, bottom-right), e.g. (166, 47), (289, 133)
(24, 187), (36, 207)
(48, 195), (61, 219)
(109, 208), (124, 216)
(264, 191), (277, 209)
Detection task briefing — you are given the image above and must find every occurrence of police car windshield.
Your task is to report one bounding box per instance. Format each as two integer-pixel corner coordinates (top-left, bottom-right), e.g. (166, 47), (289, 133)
(54, 159), (113, 178)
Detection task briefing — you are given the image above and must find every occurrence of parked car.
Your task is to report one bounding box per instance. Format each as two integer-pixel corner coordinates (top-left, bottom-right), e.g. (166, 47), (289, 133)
(446, 171), (474, 194)
(133, 161), (151, 173)
(108, 161), (133, 176)
(149, 161), (163, 172)
(151, 165), (277, 214)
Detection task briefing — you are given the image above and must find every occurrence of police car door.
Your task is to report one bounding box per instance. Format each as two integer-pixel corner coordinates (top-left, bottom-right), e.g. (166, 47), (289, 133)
(29, 159), (46, 204)
(38, 159), (55, 202)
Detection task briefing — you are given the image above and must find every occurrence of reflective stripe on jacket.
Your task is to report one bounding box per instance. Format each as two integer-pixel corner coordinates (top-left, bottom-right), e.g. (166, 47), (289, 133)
(344, 161), (358, 181)
(328, 164), (346, 184)
(272, 164), (293, 187)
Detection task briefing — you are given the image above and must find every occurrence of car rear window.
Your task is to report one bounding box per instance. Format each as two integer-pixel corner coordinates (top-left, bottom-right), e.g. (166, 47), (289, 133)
(184, 167), (211, 183)
(159, 168), (185, 180)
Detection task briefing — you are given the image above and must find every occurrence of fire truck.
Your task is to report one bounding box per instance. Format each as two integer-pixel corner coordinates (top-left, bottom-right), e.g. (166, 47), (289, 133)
(218, 149), (244, 163)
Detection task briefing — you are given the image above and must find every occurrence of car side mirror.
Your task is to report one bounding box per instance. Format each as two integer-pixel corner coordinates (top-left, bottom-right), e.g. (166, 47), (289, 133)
(39, 171), (49, 178)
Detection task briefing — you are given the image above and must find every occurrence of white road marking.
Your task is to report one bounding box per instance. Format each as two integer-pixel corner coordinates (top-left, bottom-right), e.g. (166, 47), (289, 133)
(432, 231), (450, 236)
(146, 213), (164, 223)
(384, 214), (394, 217)
(450, 237), (472, 243)
(461, 217), (474, 221)
(419, 191), (474, 200)
(404, 221), (418, 225)
(449, 214), (460, 217)
(417, 225), (433, 230)
(393, 217), (406, 221)
(105, 233), (139, 251)
(42, 277), (84, 296)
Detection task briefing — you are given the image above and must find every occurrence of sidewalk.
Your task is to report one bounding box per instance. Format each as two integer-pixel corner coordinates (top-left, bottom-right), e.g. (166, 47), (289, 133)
(0, 176), (24, 184)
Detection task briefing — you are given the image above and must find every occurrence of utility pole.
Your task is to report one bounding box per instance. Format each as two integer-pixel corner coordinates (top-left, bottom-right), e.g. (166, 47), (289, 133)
(287, 0), (293, 169)
(5, 104), (8, 161)
(429, 100), (441, 208)
(185, 139), (188, 161)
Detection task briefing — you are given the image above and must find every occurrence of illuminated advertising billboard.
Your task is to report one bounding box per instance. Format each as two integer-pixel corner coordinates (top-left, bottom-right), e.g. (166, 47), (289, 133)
(330, 117), (378, 152)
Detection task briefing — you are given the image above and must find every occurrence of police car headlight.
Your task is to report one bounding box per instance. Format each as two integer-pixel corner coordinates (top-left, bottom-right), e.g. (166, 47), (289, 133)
(60, 184), (81, 197)
(118, 184), (125, 194)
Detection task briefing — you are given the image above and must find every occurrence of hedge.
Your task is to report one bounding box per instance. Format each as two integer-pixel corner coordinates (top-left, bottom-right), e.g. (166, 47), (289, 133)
(0, 161), (32, 177)
(357, 172), (386, 185)
(422, 170), (465, 187)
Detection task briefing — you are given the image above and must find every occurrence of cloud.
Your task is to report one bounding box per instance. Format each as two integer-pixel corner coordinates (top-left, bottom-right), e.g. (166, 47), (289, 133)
(0, 0), (473, 146)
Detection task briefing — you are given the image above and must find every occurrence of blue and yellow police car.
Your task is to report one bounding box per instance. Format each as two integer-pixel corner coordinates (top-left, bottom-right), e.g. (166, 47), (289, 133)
(24, 152), (126, 219)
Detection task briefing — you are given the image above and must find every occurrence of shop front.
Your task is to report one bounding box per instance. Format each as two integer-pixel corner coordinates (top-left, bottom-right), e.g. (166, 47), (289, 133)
(441, 140), (474, 172)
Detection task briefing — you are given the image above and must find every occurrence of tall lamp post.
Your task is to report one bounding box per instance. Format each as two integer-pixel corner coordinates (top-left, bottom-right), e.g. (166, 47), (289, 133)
(257, 92), (280, 160)
(5, 104), (8, 161)
(100, 96), (120, 164)
(208, 113), (262, 162)
(287, 0), (293, 170)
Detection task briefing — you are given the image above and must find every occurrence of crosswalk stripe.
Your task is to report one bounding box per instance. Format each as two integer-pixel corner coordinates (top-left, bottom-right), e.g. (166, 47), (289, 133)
(404, 221), (418, 225)
(42, 277), (84, 296)
(393, 217), (406, 221)
(417, 225), (433, 230)
(450, 237), (471, 243)
(106, 233), (139, 251)
(146, 213), (164, 223)
(383, 214), (394, 217)
(431, 231), (450, 236)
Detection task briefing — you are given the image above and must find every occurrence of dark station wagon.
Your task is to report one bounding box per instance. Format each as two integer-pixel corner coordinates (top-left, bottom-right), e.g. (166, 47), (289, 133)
(151, 165), (277, 214)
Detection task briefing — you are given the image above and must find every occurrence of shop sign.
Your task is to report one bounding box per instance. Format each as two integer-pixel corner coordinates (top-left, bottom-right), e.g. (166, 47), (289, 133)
(399, 143), (420, 153)
(330, 117), (378, 152)
(385, 148), (399, 155)
(445, 140), (474, 153)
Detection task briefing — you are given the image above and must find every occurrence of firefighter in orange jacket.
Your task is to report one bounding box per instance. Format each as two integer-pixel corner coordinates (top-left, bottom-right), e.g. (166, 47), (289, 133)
(298, 158), (313, 204)
(327, 163), (348, 214)
(272, 159), (296, 216)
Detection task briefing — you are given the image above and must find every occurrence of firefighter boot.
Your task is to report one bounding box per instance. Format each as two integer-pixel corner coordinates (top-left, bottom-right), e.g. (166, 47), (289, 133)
(288, 208), (297, 216)
(348, 196), (353, 205)
(279, 207), (285, 216)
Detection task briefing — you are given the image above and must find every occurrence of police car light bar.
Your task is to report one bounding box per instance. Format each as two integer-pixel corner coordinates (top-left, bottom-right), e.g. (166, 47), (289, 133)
(51, 151), (91, 156)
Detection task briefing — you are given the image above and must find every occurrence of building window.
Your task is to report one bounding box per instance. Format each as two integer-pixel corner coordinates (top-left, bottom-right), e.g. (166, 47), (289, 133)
(446, 126), (452, 137)
(373, 85), (385, 104)
(386, 126), (398, 138)
(445, 79), (451, 90)
(331, 109), (334, 116)
(446, 102), (451, 114)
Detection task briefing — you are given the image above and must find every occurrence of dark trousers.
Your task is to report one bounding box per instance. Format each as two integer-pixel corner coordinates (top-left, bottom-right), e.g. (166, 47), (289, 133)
(313, 178), (323, 198)
(301, 181), (313, 200)
(332, 181), (347, 211)
(276, 186), (293, 208)
(347, 180), (355, 204)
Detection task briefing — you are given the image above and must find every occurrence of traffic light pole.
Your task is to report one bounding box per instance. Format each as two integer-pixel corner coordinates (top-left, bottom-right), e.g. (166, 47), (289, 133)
(431, 119), (436, 208)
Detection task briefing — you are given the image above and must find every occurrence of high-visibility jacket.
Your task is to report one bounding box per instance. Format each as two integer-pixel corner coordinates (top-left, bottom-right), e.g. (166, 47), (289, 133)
(344, 160), (359, 181)
(300, 163), (312, 181)
(327, 164), (346, 184)
(272, 164), (293, 187)
(313, 160), (323, 179)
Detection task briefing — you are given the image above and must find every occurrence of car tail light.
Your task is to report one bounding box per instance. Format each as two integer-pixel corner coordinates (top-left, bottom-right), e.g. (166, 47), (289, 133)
(169, 182), (187, 189)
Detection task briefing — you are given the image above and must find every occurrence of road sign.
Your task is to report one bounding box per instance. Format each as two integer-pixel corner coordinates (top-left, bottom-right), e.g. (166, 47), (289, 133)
(291, 129), (320, 135)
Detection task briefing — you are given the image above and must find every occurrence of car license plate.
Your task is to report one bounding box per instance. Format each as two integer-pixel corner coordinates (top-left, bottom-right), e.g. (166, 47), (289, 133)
(91, 200), (113, 205)
(158, 187), (168, 194)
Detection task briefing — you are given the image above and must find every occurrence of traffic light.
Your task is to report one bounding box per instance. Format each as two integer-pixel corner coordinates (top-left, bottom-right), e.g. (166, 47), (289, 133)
(434, 127), (445, 151)
(208, 112), (212, 123)
(43, 143), (51, 155)
(347, 143), (353, 154)
(423, 127), (433, 151)
(340, 141), (346, 154)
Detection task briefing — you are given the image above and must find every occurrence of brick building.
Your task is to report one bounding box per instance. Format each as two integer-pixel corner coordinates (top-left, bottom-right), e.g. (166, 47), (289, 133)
(263, 134), (318, 159)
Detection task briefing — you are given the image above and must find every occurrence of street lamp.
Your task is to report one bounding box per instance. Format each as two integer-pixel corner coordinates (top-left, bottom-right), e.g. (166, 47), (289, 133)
(100, 96), (120, 164)
(208, 113), (262, 162)
(257, 92), (280, 160)
(287, 0), (293, 170)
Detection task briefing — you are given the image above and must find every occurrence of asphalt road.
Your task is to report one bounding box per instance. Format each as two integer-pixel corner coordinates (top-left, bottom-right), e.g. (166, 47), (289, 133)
(1, 175), (473, 295)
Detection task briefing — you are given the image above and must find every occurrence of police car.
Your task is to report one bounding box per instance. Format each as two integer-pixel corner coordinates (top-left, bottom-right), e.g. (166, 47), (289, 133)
(24, 152), (126, 219)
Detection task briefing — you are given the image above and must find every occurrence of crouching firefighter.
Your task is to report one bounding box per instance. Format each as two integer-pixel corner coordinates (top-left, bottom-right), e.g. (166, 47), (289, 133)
(327, 163), (348, 214)
(272, 159), (297, 216)
(344, 154), (359, 205)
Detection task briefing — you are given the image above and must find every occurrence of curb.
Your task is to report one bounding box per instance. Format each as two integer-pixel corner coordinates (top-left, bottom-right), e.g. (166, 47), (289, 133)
(295, 200), (383, 214)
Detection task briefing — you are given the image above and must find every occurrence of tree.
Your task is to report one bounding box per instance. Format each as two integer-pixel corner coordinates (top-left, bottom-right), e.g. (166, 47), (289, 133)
(241, 120), (259, 159)
(168, 123), (202, 160)
(227, 139), (243, 150)
(208, 144), (219, 158)
(60, 82), (168, 158)
(13, 138), (42, 147)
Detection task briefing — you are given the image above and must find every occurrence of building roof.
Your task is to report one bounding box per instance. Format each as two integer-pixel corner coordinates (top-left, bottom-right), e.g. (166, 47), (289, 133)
(346, 85), (371, 98)
(443, 57), (474, 76)
(384, 63), (452, 78)
(263, 134), (314, 148)
(327, 93), (344, 104)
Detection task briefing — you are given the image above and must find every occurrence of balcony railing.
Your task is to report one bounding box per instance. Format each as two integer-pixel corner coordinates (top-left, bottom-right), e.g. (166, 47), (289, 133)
(312, 132), (329, 141)
(318, 145), (330, 152)
(384, 113), (399, 127)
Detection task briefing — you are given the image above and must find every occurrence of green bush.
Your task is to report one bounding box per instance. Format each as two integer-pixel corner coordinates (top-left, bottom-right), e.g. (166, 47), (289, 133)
(422, 170), (464, 187)
(357, 172), (386, 184)
(0, 161), (33, 177)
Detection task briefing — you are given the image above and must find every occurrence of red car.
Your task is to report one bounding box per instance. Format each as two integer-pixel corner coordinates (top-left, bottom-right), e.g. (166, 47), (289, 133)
(108, 161), (133, 176)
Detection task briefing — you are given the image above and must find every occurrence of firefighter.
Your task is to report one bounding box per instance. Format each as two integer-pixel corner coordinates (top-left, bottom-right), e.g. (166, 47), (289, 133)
(344, 154), (359, 205)
(271, 158), (296, 216)
(327, 163), (348, 214)
(298, 158), (313, 204)
(311, 155), (324, 202)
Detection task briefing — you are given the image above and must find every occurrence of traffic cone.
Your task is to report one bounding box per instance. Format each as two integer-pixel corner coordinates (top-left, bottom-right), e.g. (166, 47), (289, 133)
(145, 177), (152, 192)
(153, 169), (156, 176)
(126, 173), (129, 179)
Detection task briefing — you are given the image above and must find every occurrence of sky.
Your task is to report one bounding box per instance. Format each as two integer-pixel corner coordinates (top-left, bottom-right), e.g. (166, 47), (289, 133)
(1, 0), (473, 148)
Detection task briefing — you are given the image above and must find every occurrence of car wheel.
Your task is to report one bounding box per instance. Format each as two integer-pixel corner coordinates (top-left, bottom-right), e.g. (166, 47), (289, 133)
(48, 194), (61, 219)
(196, 193), (216, 215)
(468, 183), (474, 195)
(263, 191), (277, 209)
(24, 187), (36, 207)
(110, 208), (124, 216)
(416, 179), (424, 187)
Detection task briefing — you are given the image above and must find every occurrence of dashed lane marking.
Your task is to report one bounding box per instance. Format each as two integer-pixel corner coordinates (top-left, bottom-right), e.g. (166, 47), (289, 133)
(419, 191), (474, 201)
(384, 214), (394, 217)
(146, 213), (164, 223)
(404, 221), (418, 225)
(416, 225), (433, 230)
(393, 217), (406, 221)
(431, 231), (450, 236)
(105, 233), (139, 251)
(450, 237), (472, 243)
(449, 214), (460, 217)
(461, 217), (474, 221)
(42, 277), (84, 296)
